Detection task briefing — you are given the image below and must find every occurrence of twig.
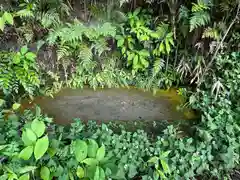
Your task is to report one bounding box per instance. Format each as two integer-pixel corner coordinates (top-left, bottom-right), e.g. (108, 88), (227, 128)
(197, 2), (240, 87)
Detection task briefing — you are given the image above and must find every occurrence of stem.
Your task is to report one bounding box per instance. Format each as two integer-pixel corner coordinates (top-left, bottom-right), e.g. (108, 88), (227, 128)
(198, 3), (240, 86)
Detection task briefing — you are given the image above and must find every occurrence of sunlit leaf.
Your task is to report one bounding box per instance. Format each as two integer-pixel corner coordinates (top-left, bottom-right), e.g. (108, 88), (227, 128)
(31, 118), (45, 137)
(96, 144), (105, 161)
(19, 146), (33, 160)
(40, 166), (50, 180)
(87, 139), (99, 158)
(74, 140), (88, 162)
(34, 135), (49, 160)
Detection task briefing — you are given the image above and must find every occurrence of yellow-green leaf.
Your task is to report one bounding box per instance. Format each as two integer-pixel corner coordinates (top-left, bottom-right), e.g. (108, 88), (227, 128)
(19, 173), (30, 180)
(74, 140), (88, 162)
(82, 158), (99, 166)
(0, 99), (5, 106)
(76, 166), (85, 178)
(40, 166), (50, 180)
(96, 144), (105, 161)
(0, 17), (5, 31)
(34, 135), (49, 160)
(3, 12), (13, 25)
(19, 146), (33, 160)
(12, 103), (21, 110)
(87, 139), (99, 158)
(31, 118), (45, 137)
(26, 128), (37, 143)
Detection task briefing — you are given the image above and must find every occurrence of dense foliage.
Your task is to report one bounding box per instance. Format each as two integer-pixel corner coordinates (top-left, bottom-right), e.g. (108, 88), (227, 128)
(0, 0), (240, 179)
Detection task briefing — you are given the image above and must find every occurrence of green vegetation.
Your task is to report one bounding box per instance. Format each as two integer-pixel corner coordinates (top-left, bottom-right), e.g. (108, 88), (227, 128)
(0, 0), (240, 179)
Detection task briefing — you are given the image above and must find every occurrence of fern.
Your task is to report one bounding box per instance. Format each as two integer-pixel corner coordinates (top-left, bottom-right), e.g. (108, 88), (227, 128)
(153, 58), (165, 76)
(179, 5), (189, 22)
(91, 38), (110, 56)
(192, 0), (210, 12)
(57, 45), (71, 61)
(16, 9), (34, 18)
(190, 11), (210, 32)
(202, 27), (220, 40)
(38, 10), (60, 28)
(78, 45), (93, 62)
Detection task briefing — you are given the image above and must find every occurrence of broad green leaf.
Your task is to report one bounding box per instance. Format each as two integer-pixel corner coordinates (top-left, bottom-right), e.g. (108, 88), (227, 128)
(0, 17), (5, 31)
(74, 140), (88, 162)
(31, 118), (45, 137)
(25, 52), (36, 61)
(159, 42), (165, 53)
(133, 55), (138, 68)
(128, 164), (137, 178)
(0, 99), (5, 106)
(87, 139), (99, 158)
(117, 38), (124, 47)
(165, 39), (170, 54)
(3, 12), (13, 25)
(76, 166), (85, 178)
(82, 158), (98, 166)
(35, 106), (41, 117)
(19, 146), (33, 160)
(0, 145), (7, 151)
(12, 103), (21, 110)
(99, 167), (105, 180)
(160, 159), (170, 173)
(34, 135), (49, 160)
(13, 54), (21, 64)
(26, 128), (37, 143)
(40, 166), (50, 180)
(19, 166), (37, 174)
(22, 130), (34, 146)
(93, 166), (100, 180)
(19, 173), (29, 180)
(8, 114), (19, 121)
(157, 169), (166, 179)
(96, 144), (105, 161)
(21, 46), (28, 55)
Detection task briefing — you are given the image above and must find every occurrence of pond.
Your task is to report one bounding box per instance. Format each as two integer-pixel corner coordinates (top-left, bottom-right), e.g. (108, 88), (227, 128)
(21, 87), (195, 133)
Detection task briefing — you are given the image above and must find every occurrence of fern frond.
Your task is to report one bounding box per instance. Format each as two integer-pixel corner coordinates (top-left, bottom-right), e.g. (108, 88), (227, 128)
(39, 10), (60, 28)
(91, 38), (110, 56)
(202, 27), (220, 40)
(78, 45), (93, 62)
(57, 45), (70, 60)
(192, 0), (210, 12)
(153, 58), (165, 76)
(16, 9), (34, 18)
(179, 5), (189, 21)
(96, 22), (116, 37)
(190, 11), (210, 32)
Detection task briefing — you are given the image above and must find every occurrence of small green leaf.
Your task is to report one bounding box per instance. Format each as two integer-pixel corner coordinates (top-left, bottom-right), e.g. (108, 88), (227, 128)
(19, 166), (37, 174)
(19, 146), (33, 160)
(0, 17), (5, 31)
(26, 128), (37, 143)
(19, 173), (30, 180)
(22, 130), (34, 146)
(21, 46), (28, 55)
(3, 12), (13, 25)
(94, 166), (100, 180)
(99, 167), (105, 180)
(74, 140), (88, 162)
(12, 103), (21, 110)
(40, 166), (50, 180)
(82, 158), (99, 166)
(0, 99), (5, 106)
(76, 166), (85, 178)
(31, 118), (45, 137)
(160, 159), (170, 174)
(87, 139), (99, 158)
(25, 52), (36, 60)
(34, 135), (49, 160)
(96, 144), (105, 161)
(117, 38), (124, 47)
(148, 156), (159, 163)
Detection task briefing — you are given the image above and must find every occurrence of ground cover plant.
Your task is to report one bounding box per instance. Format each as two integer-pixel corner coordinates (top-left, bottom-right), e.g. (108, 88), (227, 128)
(0, 0), (240, 179)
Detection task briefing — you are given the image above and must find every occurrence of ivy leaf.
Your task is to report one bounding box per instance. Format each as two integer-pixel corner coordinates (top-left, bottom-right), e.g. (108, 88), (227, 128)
(76, 166), (85, 178)
(87, 139), (99, 158)
(40, 166), (50, 180)
(34, 135), (49, 160)
(31, 118), (45, 137)
(19, 146), (33, 160)
(19, 166), (37, 174)
(82, 158), (99, 166)
(0, 17), (5, 31)
(3, 12), (13, 25)
(12, 103), (21, 110)
(26, 128), (37, 143)
(96, 144), (105, 161)
(19, 173), (30, 180)
(74, 140), (88, 162)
